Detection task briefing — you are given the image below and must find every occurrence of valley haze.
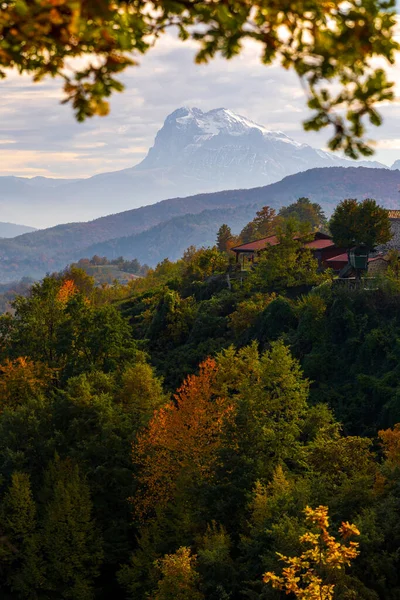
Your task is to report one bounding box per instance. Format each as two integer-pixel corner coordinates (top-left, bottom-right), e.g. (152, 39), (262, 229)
(0, 165), (400, 283)
(0, 107), (393, 229)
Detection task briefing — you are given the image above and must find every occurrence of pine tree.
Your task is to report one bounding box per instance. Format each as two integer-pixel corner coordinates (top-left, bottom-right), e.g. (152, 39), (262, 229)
(239, 206), (277, 242)
(216, 224), (233, 253)
(0, 472), (44, 598)
(154, 547), (204, 600)
(41, 457), (103, 600)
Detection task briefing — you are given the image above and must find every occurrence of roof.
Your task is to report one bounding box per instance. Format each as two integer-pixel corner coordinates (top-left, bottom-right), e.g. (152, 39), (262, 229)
(304, 239), (335, 250)
(313, 231), (332, 240)
(368, 255), (387, 263)
(326, 253), (349, 263)
(232, 231), (334, 253)
(232, 235), (279, 252)
(326, 253), (386, 264)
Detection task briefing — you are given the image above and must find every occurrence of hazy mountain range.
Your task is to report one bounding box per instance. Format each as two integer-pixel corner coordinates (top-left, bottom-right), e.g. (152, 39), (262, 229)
(1, 166), (400, 282)
(0, 107), (392, 229)
(0, 222), (36, 238)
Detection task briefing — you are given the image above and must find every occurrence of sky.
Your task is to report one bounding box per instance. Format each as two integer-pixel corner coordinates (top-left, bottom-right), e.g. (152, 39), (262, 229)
(2, 33), (400, 178)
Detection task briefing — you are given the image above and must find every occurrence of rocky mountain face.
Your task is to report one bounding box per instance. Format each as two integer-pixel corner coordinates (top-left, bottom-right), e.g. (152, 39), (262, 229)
(136, 107), (384, 189)
(0, 107), (388, 228)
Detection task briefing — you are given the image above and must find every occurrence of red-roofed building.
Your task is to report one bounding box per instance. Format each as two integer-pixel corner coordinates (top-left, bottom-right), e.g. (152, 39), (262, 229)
(326, 252), (388, 274)
(232, 231), (345, 269)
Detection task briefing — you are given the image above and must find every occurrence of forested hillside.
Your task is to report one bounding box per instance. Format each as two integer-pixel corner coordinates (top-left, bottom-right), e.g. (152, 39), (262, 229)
(1, 202), (400, 599)
(1, 166), (400, 282)
(83, 205), (259, 264)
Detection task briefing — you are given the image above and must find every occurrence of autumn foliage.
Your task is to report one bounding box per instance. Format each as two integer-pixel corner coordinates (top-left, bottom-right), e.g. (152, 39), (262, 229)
(379, 424), (400, 469)
(0, 357), (54, 408)
(153, 547), (203, 600)
(56, 279), (78, 305)
(133, 358), (234, 519)
(264, 505), (360, 600)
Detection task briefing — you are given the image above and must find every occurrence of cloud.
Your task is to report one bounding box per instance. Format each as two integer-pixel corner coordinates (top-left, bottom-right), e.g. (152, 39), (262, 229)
(0, 32), (399, 178)
(376, 138), (400, 149)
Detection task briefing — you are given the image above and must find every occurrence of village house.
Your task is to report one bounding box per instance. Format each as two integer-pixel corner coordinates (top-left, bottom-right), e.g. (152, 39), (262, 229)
(231, 231), (346, 271)
(325, 252), (388, 274)
(231, 210), (400, 278)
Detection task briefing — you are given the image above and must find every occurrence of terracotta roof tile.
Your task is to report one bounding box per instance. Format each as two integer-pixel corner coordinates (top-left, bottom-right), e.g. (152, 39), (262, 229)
(326, 253), (386, 264)
(326, 253), (348, 263)
(304, 239), (335, 250)
(232, 235), (279, 252)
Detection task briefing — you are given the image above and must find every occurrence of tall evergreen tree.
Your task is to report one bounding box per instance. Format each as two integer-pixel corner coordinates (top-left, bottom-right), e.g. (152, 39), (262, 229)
(41, 457), (103, 600)
(216, 224), (234, 253)
(0, 472), (44, 599)
(239, 206), (277, 243)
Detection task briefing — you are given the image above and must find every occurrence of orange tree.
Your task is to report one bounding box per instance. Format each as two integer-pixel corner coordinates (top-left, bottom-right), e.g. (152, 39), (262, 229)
(0, 1), (398, 156)
(132, 357), (234, 520)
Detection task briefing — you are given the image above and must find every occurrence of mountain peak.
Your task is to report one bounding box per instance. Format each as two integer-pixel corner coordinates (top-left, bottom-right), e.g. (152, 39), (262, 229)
(136, 106), (385, 185)
(138, 106), (307, 171)
(164, 106), (294, 140)
(391, 159), (400, 171)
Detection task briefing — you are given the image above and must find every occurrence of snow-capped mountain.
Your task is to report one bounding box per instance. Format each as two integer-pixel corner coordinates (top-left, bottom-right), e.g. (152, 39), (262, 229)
(0, 107), (388, 227)
(135, 107), (385, 189)
(391, 160), (400, 171)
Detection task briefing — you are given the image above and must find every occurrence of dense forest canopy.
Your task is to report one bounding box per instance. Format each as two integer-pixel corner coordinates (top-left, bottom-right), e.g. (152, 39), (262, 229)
(0, 1), (398, 155)
(0, 200), (400, 598)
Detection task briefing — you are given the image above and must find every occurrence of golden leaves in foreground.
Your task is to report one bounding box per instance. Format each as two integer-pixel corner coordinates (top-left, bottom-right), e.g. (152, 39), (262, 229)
(263, 505), (360, 600)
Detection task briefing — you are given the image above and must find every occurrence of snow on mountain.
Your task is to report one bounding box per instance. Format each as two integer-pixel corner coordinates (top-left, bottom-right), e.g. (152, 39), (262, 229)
(135, 107), (385, 189)
(391, 160), (400, 170)
(0, 106), (388, 227)
(173, 106), (303, 145)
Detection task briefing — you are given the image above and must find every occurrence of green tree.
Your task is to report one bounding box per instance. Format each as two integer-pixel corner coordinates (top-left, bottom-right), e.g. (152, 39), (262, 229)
(229, 341), (310, 471)
(0, 1), (397, 155)
(249, 219), (326, 292)
(279, 197), (327, 230)
(41, 457), (103, 600)
(196, 341), (310, 526)
(0, 276), (137, 379)
(153, 547), (204, 600)
(181, 247), (229, 283)
(197, 522), (236, 600)
(239, 206), (277, 243)
(62, 265), (96, 299)
(0, 472), (44, 598)
(118, 361), (167, 430)
(53, 372), (140, 569)
(59, 299), (138, 378)
(329, 198), (392, 251)
(216, 224), (234, 253)
(2, 276), (68, 367)
(263, 505), (360, 600)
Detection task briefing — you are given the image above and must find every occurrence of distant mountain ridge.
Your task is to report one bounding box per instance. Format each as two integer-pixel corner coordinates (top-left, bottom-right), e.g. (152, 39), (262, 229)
(0, 222), (36, 238)
(0, 107), (390, 228)
(1, 166), (400, 281)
